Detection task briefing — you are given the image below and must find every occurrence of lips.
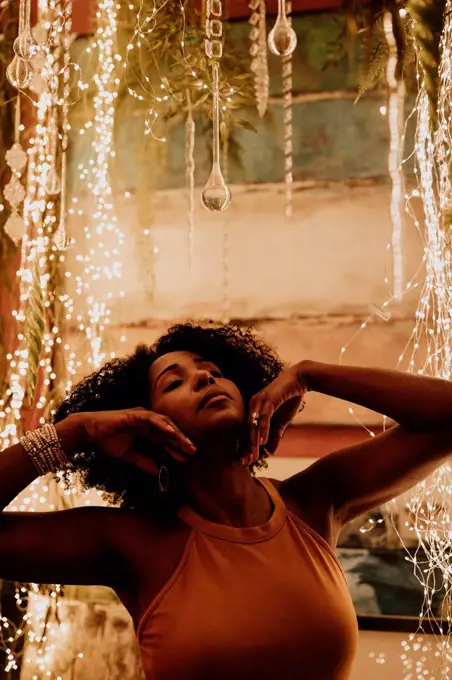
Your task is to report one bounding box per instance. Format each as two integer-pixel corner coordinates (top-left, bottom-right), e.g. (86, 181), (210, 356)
(198, 389), (231, 411)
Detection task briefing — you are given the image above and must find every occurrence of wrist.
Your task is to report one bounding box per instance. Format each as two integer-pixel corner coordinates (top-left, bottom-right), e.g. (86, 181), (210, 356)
(54, 414), (87, 456)
(293, 360), (318, 392)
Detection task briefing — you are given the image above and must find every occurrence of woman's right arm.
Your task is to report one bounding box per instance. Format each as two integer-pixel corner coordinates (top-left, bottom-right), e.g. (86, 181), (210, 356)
(0, 409), (195, 588)
(0, 415), (122, 587)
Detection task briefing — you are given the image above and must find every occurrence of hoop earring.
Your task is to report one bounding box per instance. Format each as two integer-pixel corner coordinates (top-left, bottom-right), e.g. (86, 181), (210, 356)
(158, 464), (170, 493)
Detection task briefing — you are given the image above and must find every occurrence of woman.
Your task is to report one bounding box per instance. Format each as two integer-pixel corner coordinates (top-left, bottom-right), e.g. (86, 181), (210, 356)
(1, 322), (452, 680)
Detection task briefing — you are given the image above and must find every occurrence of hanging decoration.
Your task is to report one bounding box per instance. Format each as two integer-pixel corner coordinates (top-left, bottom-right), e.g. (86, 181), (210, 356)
(185, 90), (196, 269)
(281, 0), (294, 220)
(52, 0), (72, 251)
(383, 10), (406, 301)
(201, 0), (231, 212)
(24, 255), (45, 405)
(267, 0), (297, 57)
(3, 97), (27, 244)
(339, 2), (452, 671)
(389, 36), (452, 651)
(249, 0), (269, 118)
(0, 1), (83, 675)
(77, 0), (123, 369)
(6, 0), (38, 89)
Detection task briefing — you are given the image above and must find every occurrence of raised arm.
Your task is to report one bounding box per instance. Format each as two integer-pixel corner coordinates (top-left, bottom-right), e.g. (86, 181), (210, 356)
(0, 409), (195, 587)
(282, 361), (452, 528)
(0, 416), (122, 586)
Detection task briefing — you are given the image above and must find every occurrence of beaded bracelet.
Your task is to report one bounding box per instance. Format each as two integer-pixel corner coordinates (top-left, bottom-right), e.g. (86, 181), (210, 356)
(20, 423), (68, 477)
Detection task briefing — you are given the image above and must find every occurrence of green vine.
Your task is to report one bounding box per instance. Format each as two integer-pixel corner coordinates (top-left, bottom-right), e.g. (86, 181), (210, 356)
(115, 0), (258, 169)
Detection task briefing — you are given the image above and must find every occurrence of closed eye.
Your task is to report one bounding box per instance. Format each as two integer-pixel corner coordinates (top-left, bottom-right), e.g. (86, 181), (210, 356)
(163, 380), (183, 393)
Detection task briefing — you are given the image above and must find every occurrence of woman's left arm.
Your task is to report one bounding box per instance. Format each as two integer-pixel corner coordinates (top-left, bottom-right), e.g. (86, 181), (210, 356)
(282, 360), (452, 526)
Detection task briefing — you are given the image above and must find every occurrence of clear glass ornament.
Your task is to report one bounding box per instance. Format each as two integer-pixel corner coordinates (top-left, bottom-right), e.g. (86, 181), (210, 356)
(52, 221), (71, 250)
(45, 167), (61, 196)
(202, 164), (231, 212)
(267, 0), (297, 57)
(6, 55), (32, 89)
(13, 33), (39, 60)
(201, 62), (231, 213)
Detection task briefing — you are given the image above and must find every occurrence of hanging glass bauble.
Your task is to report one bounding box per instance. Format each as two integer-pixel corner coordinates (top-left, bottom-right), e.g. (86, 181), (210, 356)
(201, 62), (231, 213)
(13, 33), (39, 60)
(6, 55), (32, 89)
(45, 168), (61, 196)
(201, 164), (231, 212)
(52, 222), (71, 250)
(4, 211), (25, 245)
(267, 19), (297, 56)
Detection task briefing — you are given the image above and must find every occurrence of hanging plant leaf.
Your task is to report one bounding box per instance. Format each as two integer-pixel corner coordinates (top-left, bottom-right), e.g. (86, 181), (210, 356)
(25, 257), (45, 406)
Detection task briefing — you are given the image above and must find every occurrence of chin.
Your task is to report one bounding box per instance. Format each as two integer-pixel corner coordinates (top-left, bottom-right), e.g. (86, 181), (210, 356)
(200, 406), (244, 433)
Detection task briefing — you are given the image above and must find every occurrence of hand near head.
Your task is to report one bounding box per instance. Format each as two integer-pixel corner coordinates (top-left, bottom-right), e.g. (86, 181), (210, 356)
(245, 366), (308, 465)
(69, 407), (197, 476)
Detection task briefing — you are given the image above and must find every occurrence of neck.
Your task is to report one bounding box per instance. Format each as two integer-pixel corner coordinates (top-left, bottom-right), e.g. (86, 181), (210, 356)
(174, 448), (272, 527)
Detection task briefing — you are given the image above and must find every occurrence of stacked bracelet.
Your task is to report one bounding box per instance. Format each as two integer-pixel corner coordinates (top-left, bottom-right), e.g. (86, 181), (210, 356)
(20, 423), (68, 477)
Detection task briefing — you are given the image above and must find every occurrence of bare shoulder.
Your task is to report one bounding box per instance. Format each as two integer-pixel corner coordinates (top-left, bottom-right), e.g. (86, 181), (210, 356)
(104, 504), (190, 565)
(103, 505), (191, 628)
(265, 474), (337, 548)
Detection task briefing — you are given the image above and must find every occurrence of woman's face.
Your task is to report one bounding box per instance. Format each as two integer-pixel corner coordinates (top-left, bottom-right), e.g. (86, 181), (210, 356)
(148, 351), (247, 445)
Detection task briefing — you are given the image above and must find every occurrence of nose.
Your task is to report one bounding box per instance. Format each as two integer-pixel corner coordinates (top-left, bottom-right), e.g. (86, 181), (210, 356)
(193, 369), (215, 391)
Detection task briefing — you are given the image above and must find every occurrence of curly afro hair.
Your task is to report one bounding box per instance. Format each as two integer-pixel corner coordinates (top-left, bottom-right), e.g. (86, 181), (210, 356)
(53, 322), (285, 515)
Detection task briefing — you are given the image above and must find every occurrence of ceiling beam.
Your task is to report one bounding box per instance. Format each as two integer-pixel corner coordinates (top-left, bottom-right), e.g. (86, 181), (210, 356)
(32, 0), (351, 36)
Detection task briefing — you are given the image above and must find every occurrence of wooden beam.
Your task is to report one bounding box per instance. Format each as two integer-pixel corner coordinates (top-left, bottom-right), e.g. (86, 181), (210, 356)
(225, 0), (348, 19)
(31, 0), (354, 36)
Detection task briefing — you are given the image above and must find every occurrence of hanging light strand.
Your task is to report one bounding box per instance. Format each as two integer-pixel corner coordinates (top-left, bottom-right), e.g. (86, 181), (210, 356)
(383, 11), (406, 301)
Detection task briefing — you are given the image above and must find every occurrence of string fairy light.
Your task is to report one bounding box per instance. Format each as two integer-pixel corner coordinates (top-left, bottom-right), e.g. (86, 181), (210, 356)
(73, 0), (124, 369)
(0, 1), (107, 674)
(0, 2), (79, 674)
(383, 10), (406, 301)
(52, 0), (72, 251)
(339, 4), (452, 671)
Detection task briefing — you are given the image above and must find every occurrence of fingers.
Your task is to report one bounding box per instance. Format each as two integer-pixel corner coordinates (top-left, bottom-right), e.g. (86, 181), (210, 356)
(163, 443), (193, 464)
(266, 424), (286, 454)
(131, 411), (196, 457)
(242, 397), (274, 466)
(249, 398), (274, 450)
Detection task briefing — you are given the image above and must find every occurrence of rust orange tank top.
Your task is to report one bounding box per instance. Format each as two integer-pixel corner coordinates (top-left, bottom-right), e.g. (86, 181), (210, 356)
(137, 476), (358, 680)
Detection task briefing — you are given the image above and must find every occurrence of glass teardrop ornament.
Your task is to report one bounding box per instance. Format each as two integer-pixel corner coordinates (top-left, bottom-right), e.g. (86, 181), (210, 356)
(267, 19), (297, 56)
(45, 168), (61, 196)
(201, 164), (231, 212)
(6, 56), (32, 89)
(201, 61), (231, 213)
(13, 33), (39, 60)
